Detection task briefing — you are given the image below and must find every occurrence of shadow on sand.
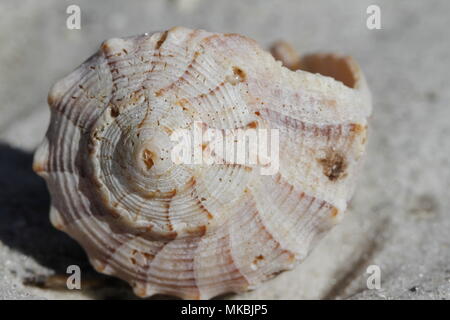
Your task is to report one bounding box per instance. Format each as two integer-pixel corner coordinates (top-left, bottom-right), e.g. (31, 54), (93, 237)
(0, 143), (136, 299)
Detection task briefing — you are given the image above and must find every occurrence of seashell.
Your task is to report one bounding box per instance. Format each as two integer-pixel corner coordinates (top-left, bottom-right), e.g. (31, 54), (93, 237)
(33, 27), (371, 299)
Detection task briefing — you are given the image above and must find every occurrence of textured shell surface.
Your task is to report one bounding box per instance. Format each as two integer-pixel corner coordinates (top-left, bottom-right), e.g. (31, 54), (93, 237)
(33, 27), (371, 299)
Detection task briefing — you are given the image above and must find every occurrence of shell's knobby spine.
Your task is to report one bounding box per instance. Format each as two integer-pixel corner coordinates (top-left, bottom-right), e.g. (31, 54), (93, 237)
(33, 27), (371, 299)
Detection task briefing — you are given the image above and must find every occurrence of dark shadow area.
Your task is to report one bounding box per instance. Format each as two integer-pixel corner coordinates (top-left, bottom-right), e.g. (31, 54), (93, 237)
(0, 143), (237, 300)
(321, 216), (390, 299)
(0, 143), (133, 299)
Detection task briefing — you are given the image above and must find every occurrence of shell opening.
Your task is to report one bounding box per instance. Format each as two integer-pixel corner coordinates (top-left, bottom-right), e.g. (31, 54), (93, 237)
(300, 54), (359, 89)
(270, 42), (360, 89)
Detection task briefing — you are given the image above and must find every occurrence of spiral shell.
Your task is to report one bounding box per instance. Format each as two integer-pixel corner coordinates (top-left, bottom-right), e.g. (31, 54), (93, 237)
(33, 27), (371, 299)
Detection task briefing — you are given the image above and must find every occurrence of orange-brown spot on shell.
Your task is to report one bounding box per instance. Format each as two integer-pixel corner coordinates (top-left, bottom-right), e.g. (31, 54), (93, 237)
(110, 106), (119, 118)
(32, 161), (46, 173)
(155, 30), (168, 49)
(129, 91), (144, 104)
(162, 126), (173, 135)
(130, 250), (155, 267)
(253, 255), (265, 264)
(137, 106), (151, 129)
(331, 207), (340, 217)
(142, 252), (154, 260)
(92, 261), (106, 272)
(284, 250), (296, 262)
(176, 98), (189, 111)
(226, 66), (247, 85)
(163, 201), (174, 231)
(197, 198), (214, 220)
(186, 225), (207, 237)
(350, 123), (368, 145)
(142, 149), (155, 170)
(101, 42), (110, 52)
(47, 92), (58, 107)
(317, 149), (347, 181)
(233, 66), (246, 81)
(202, 34), (221, 45)
(52, 222), (65, 231)
(223, 33), (256, 46)
(142, 189), (177, 200)
(246, 121), (258, 129)
(350, 123), (367, 134)
(134, 286), (147, 298)
(137, 224), (154, 234)
(163, 231), (178, 240)
(186, 176), (196, 188)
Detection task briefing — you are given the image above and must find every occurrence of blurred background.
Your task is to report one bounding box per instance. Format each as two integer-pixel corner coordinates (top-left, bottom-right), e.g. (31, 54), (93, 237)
(0, 0), (449, 299)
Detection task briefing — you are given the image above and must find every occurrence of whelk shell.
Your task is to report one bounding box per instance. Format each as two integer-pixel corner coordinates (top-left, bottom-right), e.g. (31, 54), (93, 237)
(33, 27), (371, 299)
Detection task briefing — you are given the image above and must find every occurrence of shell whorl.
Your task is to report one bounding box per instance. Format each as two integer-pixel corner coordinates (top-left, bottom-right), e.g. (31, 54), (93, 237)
(33, 27), (371, 299)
